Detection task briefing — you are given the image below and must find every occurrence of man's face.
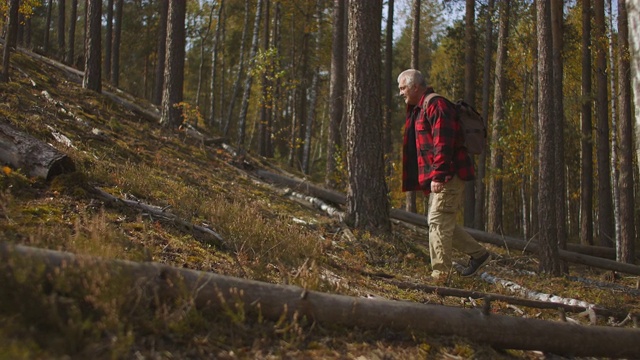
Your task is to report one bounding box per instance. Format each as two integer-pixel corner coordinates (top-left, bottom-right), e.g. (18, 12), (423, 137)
(398, 78), (420, 106)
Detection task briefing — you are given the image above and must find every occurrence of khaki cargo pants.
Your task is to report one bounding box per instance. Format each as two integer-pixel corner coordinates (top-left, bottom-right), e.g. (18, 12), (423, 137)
(428, 175), (486, 278)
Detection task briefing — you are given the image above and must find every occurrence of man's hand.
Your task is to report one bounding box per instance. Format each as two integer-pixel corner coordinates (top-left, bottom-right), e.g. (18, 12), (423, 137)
(431, 181), (445, 193)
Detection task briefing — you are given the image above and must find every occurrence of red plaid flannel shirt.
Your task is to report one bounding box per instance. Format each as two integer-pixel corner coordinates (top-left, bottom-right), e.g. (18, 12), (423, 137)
(402, 90), (475, 194)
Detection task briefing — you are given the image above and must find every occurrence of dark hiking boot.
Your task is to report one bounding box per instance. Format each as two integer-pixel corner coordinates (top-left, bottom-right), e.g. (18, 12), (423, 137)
(461, 252), (491, 277)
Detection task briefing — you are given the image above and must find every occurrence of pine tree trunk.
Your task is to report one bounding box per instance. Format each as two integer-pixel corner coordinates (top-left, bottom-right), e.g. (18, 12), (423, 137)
(153, 0), (168, 105)
(64, 0), (78, 66)
(208, 1), (224, 127)
(488, 0), (509, 235)
(551, 0), (567, 272)
(237, 0), (264, 148)
(580, 0), (594, 246)
(111, 0), (123, 87)
(1, 0), (20, 83)
(159, 1), (186, 129)
(44, 0), (53, 54)
(594, 0), (614, 247)
(105, 0), (114, 82)
(617, 0), (635, 264)
(57, 0), (66, 61)
(345, 0), (390, 233)
(474, 0), (494, 231)
(223, 0), (251, 137)
(83, 0), (102, 93)
(536, 0), (561, 275)
(325, 0), (346, 188)
(406, 0), (421, 214)
(463, 0), (477, 228)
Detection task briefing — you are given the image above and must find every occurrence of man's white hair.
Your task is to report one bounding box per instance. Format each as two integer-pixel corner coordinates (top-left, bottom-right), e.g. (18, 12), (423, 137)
(398, 69), (427, 88)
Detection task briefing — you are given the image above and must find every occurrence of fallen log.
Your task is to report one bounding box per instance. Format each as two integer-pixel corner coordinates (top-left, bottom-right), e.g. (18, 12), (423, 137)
(0, 119), (75, 180)
(381, 277), (628, 320)
(254, 169), (640, 276)
(2, 243), (639, 358)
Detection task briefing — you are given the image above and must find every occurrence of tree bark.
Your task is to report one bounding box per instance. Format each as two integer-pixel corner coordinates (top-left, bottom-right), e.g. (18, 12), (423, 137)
(0, 119), (76, 180)
(237, 0), (264, 148)
(594, 0), (614, 247)
(83, 0), (102, 93)
(551, 0), (567, 271)
(345, 0), (390, 233)
(3, 243), (640, 358)
(44, 0), (53, 54)
(487, 0), (509, 235)
(1, 0), (19, 83)
(111, 0), (123, 86)
(105, 0), (114, 81)
(630, 2), (640, 170)
(383, 0), (394, 179)
(57, 0), (66, 61)
(463, 0), (477, 228)
(616, 0), (635, 264)
(208, 1), (224, 127)
(325, 0), (346, 188)
(159, 0), (186, 129)
(474, 0), (494, 231)
(223, 0), (251, 137)
(405, 0), (421, 214)
(64, 0), (78, 66)
(153, 0), (168, 105)
(580, 0), (594, 246)
(536, 0), (561, 275)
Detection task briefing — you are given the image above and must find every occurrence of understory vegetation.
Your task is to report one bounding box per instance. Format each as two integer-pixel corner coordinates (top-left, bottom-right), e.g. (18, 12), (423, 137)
(0, 50), (639, 360)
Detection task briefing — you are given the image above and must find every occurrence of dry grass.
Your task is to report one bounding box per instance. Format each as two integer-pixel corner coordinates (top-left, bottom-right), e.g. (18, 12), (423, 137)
(0, 49), (638, 359)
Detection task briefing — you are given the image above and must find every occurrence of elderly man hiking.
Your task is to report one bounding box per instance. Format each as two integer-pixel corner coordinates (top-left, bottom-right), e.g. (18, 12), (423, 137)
(398, 69), (491, 281)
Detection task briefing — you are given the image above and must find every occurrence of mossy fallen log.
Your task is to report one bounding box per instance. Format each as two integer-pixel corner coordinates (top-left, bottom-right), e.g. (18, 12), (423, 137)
(2, 243), (639, 358)
(0, 119), (75, 180)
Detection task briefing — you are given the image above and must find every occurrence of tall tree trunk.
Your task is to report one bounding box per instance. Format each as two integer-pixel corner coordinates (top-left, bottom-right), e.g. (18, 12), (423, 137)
(208, 1), (224, 127)
(159, 1), (186, 129)
(383, 0), (394, 179)
(237, 0), (264, 148)
(608, 0), (621, 259)
(57, 0), (66, 60)
(580, 0), (594, 246)
(463, 0), (477, 228)
(536, 0), (562, 275)
(474, 0), (495, 231)
(105, 0), (113, 81)
(406, 0), (421, 213)
(487, 0), (509, 235)
(551, 0), (567, 272)
(111, 0), (123, 87)
(153, 0), (168, 105)
(617, 0), (635, 264)
(258, 0), (272, 157)
(594, 0), (614, 247)
(65, 0), (78, 66)
(83, 0), (102, 93)
(326, 0), (347, 188)
(302, 4), (321, 175)
(630, 2), (640, 169)
(44, 0), (53, 54)
(345, 0), (390, 233)
(195, 4), (217, 115)
(223, 0), (251, 137)
(1, 0), (19, 83)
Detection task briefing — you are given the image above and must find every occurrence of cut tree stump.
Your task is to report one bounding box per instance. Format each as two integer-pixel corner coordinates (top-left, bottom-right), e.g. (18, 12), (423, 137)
(0, 119), (75, 180)
(2, 242), (640, 359)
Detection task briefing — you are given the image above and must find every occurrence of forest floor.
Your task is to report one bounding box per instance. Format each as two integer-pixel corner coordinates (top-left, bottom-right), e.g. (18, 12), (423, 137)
(0, 49), (639, 360)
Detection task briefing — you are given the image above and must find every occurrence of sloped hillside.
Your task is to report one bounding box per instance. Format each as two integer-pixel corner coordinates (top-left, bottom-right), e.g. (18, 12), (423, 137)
(1, 50), (639, 360)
